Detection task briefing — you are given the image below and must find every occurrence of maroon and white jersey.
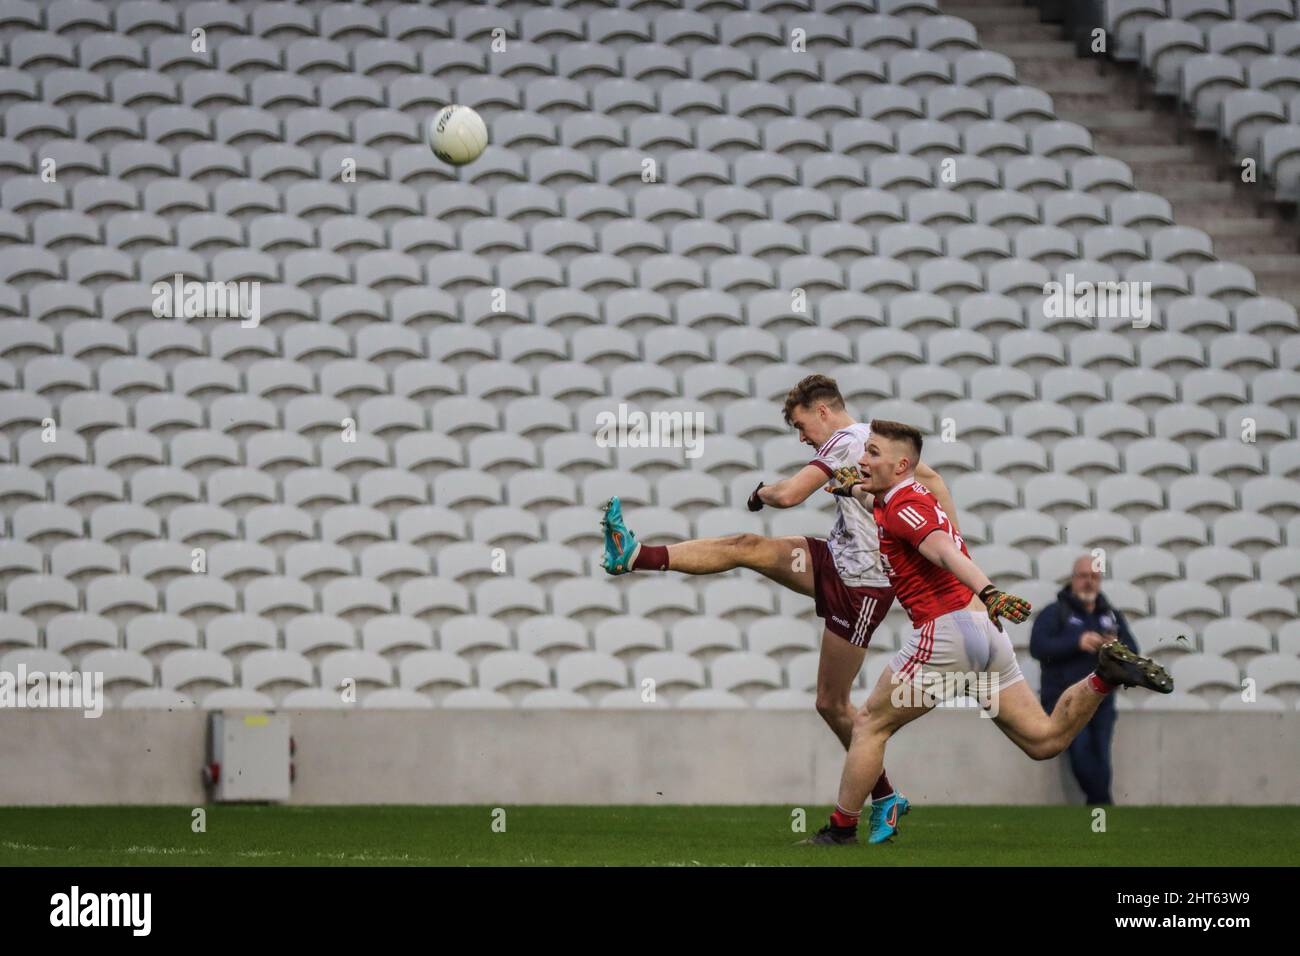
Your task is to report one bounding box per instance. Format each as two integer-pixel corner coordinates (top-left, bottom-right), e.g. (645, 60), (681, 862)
(872, 478), (973, 626)
(808, 422), (889, 588)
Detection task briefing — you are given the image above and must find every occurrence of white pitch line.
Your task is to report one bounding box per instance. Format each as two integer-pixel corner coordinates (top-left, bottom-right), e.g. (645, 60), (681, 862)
(3, 838), (555, 866)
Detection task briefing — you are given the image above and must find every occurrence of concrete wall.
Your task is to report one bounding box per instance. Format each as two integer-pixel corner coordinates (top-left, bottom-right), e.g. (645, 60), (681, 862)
(2, 709), (1296, 806)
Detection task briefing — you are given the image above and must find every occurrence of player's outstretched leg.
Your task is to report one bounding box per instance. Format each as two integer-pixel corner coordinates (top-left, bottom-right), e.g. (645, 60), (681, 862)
(599, 497), (814, 595)
(991, 642), (1173, 760)
(603, 496), (913, 839)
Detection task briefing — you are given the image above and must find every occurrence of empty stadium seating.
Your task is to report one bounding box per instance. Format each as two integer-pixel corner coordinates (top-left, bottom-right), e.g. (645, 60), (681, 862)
(0, 0), (1296, 714)
(1112, 0), (1300, 200)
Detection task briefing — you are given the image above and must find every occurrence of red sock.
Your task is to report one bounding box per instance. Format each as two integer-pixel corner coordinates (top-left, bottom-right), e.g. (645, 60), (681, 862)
(1088, 673), (1114, 695)
(871, 770), (893, 801)
(631, 545), (669, 571)
(830, 806), (860, 829)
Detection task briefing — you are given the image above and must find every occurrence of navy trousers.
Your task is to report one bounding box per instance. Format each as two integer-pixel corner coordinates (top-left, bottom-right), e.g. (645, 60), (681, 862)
(1043, 688), (1118, 805)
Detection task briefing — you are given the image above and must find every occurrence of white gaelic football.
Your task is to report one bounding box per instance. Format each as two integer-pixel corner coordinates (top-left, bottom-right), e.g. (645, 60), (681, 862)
(429, 104), (488, 165)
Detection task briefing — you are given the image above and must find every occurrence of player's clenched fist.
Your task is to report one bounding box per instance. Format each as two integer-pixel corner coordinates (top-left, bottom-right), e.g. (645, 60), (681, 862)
(978, 585), (1031, 631)
(825, 466), (864, 497)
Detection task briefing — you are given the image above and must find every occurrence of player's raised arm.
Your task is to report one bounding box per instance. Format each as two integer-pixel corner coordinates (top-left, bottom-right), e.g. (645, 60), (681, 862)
(914, 462), (960, 534)
(748, 464), (829, 511)
(916, 530), (992, 595)
(916, 532), (1030, 631)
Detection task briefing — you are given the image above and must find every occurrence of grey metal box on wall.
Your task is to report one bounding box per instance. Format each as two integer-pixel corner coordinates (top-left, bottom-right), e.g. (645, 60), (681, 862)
(209, 713), (291, 803)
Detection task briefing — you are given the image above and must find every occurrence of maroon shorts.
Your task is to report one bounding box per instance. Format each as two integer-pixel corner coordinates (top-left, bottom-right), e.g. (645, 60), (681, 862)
(804, 537), (894, 647)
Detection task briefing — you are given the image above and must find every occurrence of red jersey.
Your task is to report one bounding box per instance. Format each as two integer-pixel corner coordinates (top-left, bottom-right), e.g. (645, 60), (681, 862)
(872, 478), (974, 626)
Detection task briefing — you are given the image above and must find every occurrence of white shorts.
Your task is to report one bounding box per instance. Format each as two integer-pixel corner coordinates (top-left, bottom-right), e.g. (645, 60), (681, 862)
(889, 609), (1025, 706)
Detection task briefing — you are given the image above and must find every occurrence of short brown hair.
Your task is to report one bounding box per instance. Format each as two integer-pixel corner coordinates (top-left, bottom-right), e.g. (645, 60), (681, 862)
(870, 419), (923, 460)
(782, 374), (844, 425)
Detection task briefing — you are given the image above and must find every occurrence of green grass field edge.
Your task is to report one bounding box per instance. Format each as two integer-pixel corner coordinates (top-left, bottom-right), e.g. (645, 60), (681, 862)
(1, 805), (1297, 866)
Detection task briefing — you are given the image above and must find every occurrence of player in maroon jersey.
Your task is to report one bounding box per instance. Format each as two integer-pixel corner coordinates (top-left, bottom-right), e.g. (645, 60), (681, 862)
(806, 420), (1174, 845)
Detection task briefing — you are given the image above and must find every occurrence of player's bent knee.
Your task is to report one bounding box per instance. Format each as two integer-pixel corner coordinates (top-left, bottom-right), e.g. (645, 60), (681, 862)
(1022, 737), (1064, 762)
(1046, 734), (1072, 760)
(814, 692), (851, 722)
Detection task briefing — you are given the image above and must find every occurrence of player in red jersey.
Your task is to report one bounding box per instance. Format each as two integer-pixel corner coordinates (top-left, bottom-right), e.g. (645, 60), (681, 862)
(806, 420), (1175, 846)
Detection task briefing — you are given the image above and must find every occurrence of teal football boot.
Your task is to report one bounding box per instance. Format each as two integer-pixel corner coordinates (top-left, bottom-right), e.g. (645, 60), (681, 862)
(866, 792), (910, 844)
(600, 496), (641, 575)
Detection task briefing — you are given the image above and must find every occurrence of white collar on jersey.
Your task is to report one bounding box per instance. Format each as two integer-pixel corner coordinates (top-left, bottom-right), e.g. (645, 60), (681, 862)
(881, 477), (914, 505)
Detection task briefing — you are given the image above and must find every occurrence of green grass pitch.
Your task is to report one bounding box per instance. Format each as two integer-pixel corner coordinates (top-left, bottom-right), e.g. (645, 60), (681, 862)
(1, 805), (1295, 866)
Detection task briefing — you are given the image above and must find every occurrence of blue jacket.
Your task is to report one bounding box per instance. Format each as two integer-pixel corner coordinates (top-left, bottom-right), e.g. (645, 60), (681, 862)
(1029, 586), (1138, 706)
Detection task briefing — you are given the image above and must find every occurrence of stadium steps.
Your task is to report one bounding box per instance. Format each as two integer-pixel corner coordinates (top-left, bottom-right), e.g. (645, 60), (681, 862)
(1066, 111), (1183, 139)
(969, 23), (1063, 43)
(1210, 232), (1300, 257)
(970, 2), (1300, 307)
